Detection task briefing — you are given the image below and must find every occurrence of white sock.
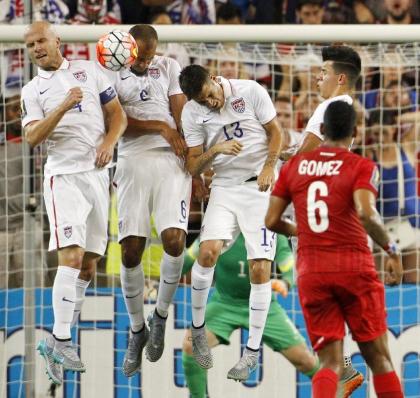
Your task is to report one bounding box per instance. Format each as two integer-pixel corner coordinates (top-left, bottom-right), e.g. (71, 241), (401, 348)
(70, 278), (90, 328)
(191, 261), (214, 328)
(120, 263), (145, 332)
(52, 266), (80, 340)
(247, 281), (271, 350)
(156, 252), (184, 318)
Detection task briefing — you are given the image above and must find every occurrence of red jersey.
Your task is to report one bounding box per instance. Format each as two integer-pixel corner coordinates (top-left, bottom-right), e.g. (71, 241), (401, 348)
(272, 146), (379, 275)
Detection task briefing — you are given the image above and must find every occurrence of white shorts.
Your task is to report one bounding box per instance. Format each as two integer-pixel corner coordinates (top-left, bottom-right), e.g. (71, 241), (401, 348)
(43, 169), (110, 255)
(114, 149), (192, 241)
(200, 182), (276, 260)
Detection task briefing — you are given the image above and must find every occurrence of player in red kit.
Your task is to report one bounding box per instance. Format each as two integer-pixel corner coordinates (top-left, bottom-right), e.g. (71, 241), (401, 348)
(265, 101), (404, 398)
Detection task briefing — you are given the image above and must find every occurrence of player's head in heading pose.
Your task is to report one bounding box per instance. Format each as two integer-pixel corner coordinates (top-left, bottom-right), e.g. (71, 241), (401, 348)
(318, 45), (361, 99)
(129, 24), (158, 76)
(24, 21), (63, 71)
(322, 100), (357, 148)
(179, 64), (225, 111)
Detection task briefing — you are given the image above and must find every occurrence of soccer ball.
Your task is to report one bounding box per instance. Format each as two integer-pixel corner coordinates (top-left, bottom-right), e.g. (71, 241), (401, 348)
(96, 30), (138, 72)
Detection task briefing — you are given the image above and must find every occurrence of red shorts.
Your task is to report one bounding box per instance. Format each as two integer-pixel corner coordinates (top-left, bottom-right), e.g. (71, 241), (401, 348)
(298, 271), (387, 351)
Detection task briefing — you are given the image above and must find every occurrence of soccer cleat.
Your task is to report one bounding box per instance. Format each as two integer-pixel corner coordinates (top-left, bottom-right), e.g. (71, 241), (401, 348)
(53, 340), (86, 372)
(227, 348), (259, 382)
(145, 310), (167, 362)
(37, 336), (63, 386)
(337, 367), (364, 398)
(191, 326), (213, 369)
(123, 326), (149, 377)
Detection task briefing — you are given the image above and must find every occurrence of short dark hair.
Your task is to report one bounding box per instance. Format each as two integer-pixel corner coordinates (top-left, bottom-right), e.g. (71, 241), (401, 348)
(297, 0), (323, 10)
(323, 101), (356, 140)
(217, 2), (242, 22)
(322, 45), (361, 87)
(179, 65), (211, 100)
(129, 24), (158, 45)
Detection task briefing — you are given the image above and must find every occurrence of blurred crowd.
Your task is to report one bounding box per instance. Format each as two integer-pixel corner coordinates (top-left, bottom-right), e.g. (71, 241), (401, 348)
(1, 0), (420, 26)
(0, 0), (420, 288)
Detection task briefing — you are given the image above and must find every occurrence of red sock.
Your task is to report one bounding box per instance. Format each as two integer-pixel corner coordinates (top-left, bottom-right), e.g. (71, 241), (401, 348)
(312, 368), (338, 398)
(373, 371), (404, 398)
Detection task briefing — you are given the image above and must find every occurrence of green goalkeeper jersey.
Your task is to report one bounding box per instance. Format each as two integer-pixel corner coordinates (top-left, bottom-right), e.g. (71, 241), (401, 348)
(182, 233), (294, 304)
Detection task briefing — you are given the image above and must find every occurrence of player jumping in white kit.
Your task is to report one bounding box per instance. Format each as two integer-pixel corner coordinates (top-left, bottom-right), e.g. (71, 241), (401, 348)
(179, 64), (283, 381)
(21, 21), (127, 385)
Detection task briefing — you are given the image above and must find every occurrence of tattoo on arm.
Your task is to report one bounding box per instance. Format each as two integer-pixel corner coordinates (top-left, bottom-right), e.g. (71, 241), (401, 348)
(189, 147), (218, 176)
(264, 152), (278, 168)
(361, 212), (390, 249)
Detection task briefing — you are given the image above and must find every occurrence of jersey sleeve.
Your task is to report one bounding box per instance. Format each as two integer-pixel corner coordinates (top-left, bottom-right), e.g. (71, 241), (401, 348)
(249, 81), (276, 125)
(305, 102), (326, 141)
(21, 83), (44, 128)
(94, 62), (117, 105)
(182, 105), (205, 147)
(353, 158), (379, 196)
(167, 58), (183, 97)
(271, 161), (292, 201)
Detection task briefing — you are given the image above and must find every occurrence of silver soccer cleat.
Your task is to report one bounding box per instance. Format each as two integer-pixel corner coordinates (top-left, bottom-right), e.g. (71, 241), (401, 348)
(53, 340), (85, 372)
(191, 326), (213, 369)
(37, 335), (63, 385)
(145, 311), (167, 362)
(123, 326), (149, 377)
(227, 347), (259, 382)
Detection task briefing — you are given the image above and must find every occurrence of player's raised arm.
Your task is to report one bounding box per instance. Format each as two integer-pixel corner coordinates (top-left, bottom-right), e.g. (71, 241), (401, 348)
(353, 188), (403, 285)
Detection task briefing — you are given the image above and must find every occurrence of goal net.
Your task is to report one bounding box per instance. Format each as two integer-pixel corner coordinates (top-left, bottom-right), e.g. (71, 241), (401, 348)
(0, 29), (419, 398)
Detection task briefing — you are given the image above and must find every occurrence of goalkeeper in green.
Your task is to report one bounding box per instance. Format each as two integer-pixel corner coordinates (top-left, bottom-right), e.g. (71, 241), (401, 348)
(181, 233), (362, 397)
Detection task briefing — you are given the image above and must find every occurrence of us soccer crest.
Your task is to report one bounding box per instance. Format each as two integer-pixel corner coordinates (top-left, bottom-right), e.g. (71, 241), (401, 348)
(73, 71), (87, 82)
(64, 226), (73, 239)
(148, 67), (160, 79)
(231, 97), (245, 113)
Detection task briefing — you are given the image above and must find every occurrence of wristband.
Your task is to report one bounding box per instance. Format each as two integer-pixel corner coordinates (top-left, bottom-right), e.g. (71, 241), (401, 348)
(383, 241), (399, 255)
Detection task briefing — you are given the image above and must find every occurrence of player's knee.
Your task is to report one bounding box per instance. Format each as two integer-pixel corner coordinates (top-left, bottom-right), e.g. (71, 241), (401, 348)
(59, 246), (84, 268)
(182, 331), (193, 355)
(162, 229), (186, 257)
(198, 247), (219, 267)
(79, 266), (94, 281)
(121, 247), (142, 268)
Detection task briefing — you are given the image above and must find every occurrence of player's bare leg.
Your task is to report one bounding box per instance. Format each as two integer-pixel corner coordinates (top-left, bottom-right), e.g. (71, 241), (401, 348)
(358, 333), (403, 397)
(146, 227), (186, 362)
(190, 240), (223, 369)
(227, 259), (271, 381)
(312, 340), (343, 398)
(120, 236), (149, 377)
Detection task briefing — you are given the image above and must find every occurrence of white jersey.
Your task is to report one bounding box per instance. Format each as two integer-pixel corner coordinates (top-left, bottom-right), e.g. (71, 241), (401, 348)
(21, 59), (116, 176)
(108, 55), (183, 157)
(305, 94), (353, 141)
(182, 77), (276, 187)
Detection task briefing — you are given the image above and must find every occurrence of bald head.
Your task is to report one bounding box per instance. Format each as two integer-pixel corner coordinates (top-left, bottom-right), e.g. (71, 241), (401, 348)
(24, 21), (58, 40)
(24, 21), (63, 71)
(129, 25), (158, 75)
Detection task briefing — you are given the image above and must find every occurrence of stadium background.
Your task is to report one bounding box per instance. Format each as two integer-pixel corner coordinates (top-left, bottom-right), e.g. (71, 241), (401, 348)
(1, 0), (420, 397)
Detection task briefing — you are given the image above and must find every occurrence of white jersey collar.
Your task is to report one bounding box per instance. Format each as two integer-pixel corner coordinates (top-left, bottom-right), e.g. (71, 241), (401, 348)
(216, 76), (235, 112)
(38, 58), (70, 79)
